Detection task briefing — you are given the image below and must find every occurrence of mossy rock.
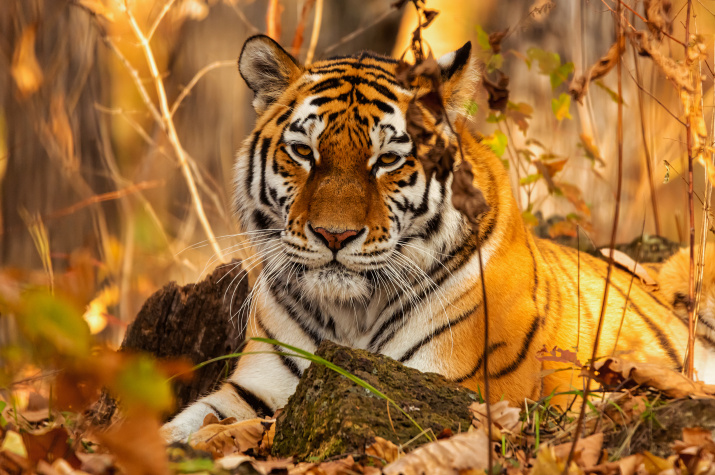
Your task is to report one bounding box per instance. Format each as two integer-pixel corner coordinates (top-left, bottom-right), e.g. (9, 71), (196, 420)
(605, 399), (715, 457)
(271, 341), (480, 461)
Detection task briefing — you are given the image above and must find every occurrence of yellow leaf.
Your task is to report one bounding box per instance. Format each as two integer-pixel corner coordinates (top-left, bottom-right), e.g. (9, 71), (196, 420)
(551, 93), (572, 121)
(0, 431), (28, 458)
(11, 25), (43, 98)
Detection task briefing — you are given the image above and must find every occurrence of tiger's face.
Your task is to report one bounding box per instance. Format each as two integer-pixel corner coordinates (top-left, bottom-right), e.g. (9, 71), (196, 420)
(235, 36), (477, 306)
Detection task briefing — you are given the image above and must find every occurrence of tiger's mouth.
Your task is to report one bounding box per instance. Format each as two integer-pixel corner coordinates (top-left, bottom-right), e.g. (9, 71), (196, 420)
(296, 259), (372, 304)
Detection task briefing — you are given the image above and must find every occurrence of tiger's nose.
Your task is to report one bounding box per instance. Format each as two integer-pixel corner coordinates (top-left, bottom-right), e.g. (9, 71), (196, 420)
(309, 225), (360, 251)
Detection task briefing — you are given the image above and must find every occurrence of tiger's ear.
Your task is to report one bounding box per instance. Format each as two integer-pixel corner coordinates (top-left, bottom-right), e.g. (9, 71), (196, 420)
(437, 42), (481, 112)
(239, 35), (302, 115)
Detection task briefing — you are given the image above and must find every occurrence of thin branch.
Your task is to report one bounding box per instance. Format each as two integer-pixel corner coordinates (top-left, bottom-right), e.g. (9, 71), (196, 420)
(632, 47), (662, 235)
(47, 181), (164, 220)
(685, 0), (696, 379)
(170, 60), (235, 117)
(323, 7), (396, 56)
(147, 0), (178, 42)
(565, 3), (625, 470)
(624, 65), (686, 126)
(122, 0), (225, 262)
(305, 0), (323, 65)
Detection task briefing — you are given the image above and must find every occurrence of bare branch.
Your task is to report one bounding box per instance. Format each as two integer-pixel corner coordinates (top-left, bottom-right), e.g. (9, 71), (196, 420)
(305, 0), (323, 65)
(170, 60), (236, 117)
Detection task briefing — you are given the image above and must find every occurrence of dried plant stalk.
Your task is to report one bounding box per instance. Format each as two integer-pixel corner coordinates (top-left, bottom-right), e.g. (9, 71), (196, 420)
(305, 0), (323, 65)
(120, 1), (225, 263)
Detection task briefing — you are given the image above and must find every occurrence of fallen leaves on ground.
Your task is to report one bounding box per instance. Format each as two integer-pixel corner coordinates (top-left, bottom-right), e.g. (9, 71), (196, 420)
(189, 416), (270, 458)
(382, 430), (490, 475)
(469, 400), (520, 440)
(591, 357), (715, 399)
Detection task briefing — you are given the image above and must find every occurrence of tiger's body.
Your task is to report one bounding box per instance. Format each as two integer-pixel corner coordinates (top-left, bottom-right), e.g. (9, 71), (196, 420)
(161, 36), (715, 442)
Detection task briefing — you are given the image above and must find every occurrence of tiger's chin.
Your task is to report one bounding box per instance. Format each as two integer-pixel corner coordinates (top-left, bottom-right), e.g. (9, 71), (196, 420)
(298, 262), (371, 305)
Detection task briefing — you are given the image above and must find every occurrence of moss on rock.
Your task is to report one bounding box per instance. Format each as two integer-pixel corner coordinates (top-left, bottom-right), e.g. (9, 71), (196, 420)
(271, 341), (480, 461)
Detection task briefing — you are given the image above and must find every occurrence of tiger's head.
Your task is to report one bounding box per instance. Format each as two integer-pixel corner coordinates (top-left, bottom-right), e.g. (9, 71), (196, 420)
(234, 35), (482, 307)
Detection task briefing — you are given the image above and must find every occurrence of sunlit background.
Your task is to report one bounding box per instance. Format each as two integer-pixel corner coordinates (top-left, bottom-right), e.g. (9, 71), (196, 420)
(1, 0), (714, 348)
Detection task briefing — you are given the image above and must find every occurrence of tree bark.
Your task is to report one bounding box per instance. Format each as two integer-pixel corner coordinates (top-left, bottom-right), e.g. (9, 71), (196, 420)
(91, 260), (249, 424)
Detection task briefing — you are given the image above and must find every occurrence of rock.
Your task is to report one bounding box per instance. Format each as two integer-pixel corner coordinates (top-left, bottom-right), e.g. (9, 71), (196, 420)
(605, 398), (715, 457)
(271, 341), (480, 461)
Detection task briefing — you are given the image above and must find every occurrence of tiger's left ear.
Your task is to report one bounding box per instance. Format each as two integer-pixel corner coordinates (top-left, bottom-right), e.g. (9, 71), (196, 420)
(239, 35), (303, 115)
(437, 42), (481, 112)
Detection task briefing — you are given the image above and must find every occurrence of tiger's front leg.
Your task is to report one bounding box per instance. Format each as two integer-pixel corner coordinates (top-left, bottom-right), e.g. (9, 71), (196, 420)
(160, 338), (302, 443)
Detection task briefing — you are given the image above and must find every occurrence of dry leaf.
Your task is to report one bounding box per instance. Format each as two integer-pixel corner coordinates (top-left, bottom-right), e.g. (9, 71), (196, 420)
(531, 445), (582, 475)
(579, 133), (605, 166)
(469, 400), (520, 440)
(536, 345), (582, 367)
(190, 418), (269, 458)
(553, 433), (603, 468)
(366, 436), (400, 464)
(591, 357), (715, 399)
(483, 73), (510, 112)
(599, 248), (658, 287)
(548, 220), (578, 239)
(644, 0), (673, 39)
(555, 182), (590, 217)
(11, 24), (43, 98)
(94, 409), (170, 475)
(632, 31), (693, 93)
(570, 37), (625, 103)
(451, 160), (490, 226)
(22, 427), (81, 469)
(382, 430), (490, 475)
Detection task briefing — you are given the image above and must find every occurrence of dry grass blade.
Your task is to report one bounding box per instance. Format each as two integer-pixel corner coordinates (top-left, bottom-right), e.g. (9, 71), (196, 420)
(291, 0), (316, 58)
(382, 430), (490, 475)
(266, 0), (283, 42)
(170, 60), (236, 117)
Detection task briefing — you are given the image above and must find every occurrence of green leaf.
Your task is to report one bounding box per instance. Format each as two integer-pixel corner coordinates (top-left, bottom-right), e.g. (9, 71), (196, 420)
(487, 53), (503, 72)
(550, 62), (574, 89)
(522, 210), (539, 227)
(21, 291), (90, 358)
(551, 93), (572, 121)
(170, 459), (214, 473)
(475, 25), (491, 51)
(501, 158), (510, 170)
(0, 401), (6, 428)
(115, 355), (173, 412)
(526, 47), (561, 76)
(520, 173), (542, 186)
(595, 80), (626, 105)
(483, 130), (508, 158)
(486, 112), (506, 123)
(464, 99), (479, 116)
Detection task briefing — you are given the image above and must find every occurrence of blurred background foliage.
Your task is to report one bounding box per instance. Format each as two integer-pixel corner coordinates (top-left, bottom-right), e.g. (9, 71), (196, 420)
(0, 0), (713, 357)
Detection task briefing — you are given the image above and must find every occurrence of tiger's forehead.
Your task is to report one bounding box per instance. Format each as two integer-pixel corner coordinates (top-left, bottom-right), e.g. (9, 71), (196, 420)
(280, 55), (414, 154)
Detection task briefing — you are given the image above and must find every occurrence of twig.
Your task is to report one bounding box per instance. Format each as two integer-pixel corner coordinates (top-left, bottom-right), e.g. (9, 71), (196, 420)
(624, 65), (686, 126)
(684, 0), (695, 380)
(305, 0), (323, 65)
(632, 48), (661, 235)
(47, 181), (164, 220)
(121, 0), (225, 262)
(564, 4), (625, 471)
(170, 60), (236, 117)
(266, 0), (282, 41)
(291, 0), (316, 58)
(147, 0), (178, 42)
(323, 7), (396, 56)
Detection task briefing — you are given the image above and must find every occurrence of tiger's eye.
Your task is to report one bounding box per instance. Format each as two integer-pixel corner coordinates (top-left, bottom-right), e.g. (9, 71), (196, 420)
(379, 153), (400, 166)
(292, 144), (313, 158)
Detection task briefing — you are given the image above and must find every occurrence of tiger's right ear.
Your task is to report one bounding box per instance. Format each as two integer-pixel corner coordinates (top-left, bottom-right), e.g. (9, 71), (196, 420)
(239, 35), (302, 115)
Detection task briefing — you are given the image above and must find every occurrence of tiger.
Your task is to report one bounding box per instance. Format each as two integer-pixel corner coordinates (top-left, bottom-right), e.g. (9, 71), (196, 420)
(160, 34), (715, 442)
(659, 245), (715, 351)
